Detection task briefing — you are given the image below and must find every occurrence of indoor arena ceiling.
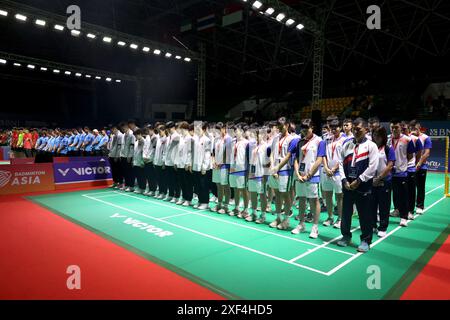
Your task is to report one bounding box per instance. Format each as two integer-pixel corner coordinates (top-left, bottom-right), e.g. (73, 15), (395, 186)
(2, 0), (450, 84)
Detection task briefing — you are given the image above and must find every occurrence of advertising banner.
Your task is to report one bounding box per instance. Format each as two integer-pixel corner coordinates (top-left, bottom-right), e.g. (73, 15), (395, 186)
(0, 163), (55, 195)
(53, 159), (112, 185)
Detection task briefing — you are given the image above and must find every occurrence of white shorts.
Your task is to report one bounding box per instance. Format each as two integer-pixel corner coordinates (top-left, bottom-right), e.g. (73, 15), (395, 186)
(295, 181), (319, 199)
(277, 175), (292, 193)
(213, 167), (229, 185)
(229, 174), (246, 189)
(248, 179), (264, 194)
(321, 174), (343, 193)
(268, 175), (279, 189)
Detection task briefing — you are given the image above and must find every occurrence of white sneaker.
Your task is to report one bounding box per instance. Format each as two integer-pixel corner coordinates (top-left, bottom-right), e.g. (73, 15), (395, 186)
(377, 230), (387, 238)
(408, 212), (415, 220)
(210, 206), (219, 212)
(163, 196), (172, 202)
(197, 203), (208, 210)
(170, 198), (177, 203)
(277, 219), (290, 230)
(416, 207), (424, 215)
(390, 209), (400, 217)
(240, 210), (249, 219)
(309, 225), (319, 239)
(322, 217), (334, 227)
(125, 187), (133, 192)
(209, 196), (217, 203)
(333, 219), (341, 229)
(182, 201), (191, 207)
(157, 194), (165, 200)
(255, 216), (266, 224)
(245, 214), (257, 222)
(269, 218), (281, 228)
(400, 218), (408, 227)
(148, 191), (155, 197)
(193, 203), (199, 209)
(218, 207), (229, 214)
(134, 189), (143, 194)
(176, 199), (184, 205)
(291, 223), (306, 235)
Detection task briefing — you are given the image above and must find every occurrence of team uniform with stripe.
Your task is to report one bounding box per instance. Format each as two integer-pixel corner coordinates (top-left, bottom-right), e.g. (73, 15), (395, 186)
(321, 133), (346, 193)
(229, 138), (249, 189)
(213, 134), (232, 185)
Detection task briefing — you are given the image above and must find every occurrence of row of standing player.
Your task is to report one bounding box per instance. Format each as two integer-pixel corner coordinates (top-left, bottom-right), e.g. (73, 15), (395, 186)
(108, 117), (432, 253)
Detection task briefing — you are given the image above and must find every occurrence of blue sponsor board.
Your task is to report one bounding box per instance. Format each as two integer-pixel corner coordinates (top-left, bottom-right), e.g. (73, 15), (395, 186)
(53, 159), (112, 184)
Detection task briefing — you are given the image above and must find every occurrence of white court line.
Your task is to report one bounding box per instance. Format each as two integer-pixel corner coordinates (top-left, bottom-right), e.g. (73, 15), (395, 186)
(113, 191), (354, 256)
(81, 190), (116, 196)
(426, 184), (444, 195)
(91, 194), (124, 199)
(289, 227), (360, 262)
(160, 212), (193, 220)
(325, 195), (447, 276)
(82, 194), (330, 276)
(293, 183), (447, 267)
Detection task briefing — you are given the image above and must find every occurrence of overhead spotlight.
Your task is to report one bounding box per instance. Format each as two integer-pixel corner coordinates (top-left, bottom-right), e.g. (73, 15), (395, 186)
(142, 47), (150, 52)
(71, 29), (81, 36)
(264, 8), (275, 16)
(87, 33), (96, 39)
(252, 1), (263, 9)
(276, 13), (286, 22)
(175, 55), (182, 60)
(75, 73), (82, 77)
(85, 74), (92, 78)
(0, 10), (8, 17)
(106, 77), (112, 82)
(285, 18), (295, 26)
(40, 67), (47, 71)
(35, 19), (46, 27)
(103, 36), (112, 43)
(15, 14), (27, 21)
(296, 23), (304, 30)
(0, 59), (7, 64)
(130, 43), (138, 50)
(27, 64), (35, 69)
(115, 79), (121, 83)
(165, 52), (172, 58)
(54, 24), (64, 31)
(153, 49), (161, 55)
(64, 71), (71, 75)
(53, 69), (60, 74)
(95, 76), (101, 80)
(184, 57), (191, 62)
(117, 41), (126, 46)
(13, 63), (21, 67)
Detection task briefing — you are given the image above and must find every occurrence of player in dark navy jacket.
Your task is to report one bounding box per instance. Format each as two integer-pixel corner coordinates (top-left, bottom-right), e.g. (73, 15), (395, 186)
(337, 118), (379, 253)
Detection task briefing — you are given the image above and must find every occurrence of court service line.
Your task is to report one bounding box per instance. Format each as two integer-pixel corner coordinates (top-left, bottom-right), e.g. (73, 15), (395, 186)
(160, 212), (193, 220)
(112, 191), (354, 256)
(325, 195), (447, 276)
(82, 194), (330, 276)
(293, 183), (446, 265)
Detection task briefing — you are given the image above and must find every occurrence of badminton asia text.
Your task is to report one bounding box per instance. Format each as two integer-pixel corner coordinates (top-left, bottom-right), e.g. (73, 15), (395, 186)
(177, 304), (272, 318)
(110, 213), (173, 237)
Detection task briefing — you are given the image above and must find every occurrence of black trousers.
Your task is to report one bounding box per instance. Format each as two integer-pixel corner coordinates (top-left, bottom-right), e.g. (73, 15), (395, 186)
(166, 166), (181, 198)
(341, 188), (374, 244)
(144, 163), (157, 192)
(134, 166), (146, 190)
(416, 169), (427, 209)
(24, 149), (33, 158)
(121, 157), (134, 187)
(109, 157), (120, 184)
(154, 165), (168, 196)
(179, 169), (193, 202)
(407, 171), (417, 213)
(193, 171), (210, 204)
(370, 181), (392, 232)
(392, 176), (408, 219)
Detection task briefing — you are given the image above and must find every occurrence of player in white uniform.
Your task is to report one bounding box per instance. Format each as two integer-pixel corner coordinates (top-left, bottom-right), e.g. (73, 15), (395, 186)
(143, 125), (157, 197)
(175, 122), (194, 206)
(229, 124), (250, 217)
(153, 125), (168, 199)
(247, 127), (271, 223)
(269, 118), (300, 230)
(132, 129), (146, 194)
(211, 123), (233, 214)
(321, 119), (346, 229)
(291, 119), (326, 239)
(192, 122), (212, 210)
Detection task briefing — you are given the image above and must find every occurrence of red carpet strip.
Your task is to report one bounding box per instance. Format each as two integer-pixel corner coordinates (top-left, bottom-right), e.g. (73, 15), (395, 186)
(0, 189), (224, 300)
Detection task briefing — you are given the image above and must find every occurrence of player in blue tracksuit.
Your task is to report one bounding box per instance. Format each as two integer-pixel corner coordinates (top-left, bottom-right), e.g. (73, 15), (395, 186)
(95, 129), (110, 156)
(337, 118), (379, 253)
(82, 129), (95, 156)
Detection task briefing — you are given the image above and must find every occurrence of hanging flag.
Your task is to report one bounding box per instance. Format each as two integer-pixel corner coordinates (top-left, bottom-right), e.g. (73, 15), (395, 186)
(222, 10), (243, 27)
(197, 14), (216, 31)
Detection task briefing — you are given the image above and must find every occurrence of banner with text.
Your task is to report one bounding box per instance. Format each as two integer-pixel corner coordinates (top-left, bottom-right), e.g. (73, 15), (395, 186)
(0, 163), (55, 195)
(53, 159), (112, 185)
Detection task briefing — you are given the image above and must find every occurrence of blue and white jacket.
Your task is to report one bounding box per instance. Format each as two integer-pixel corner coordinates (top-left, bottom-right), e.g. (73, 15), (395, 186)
(339, 137), (379, 193)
